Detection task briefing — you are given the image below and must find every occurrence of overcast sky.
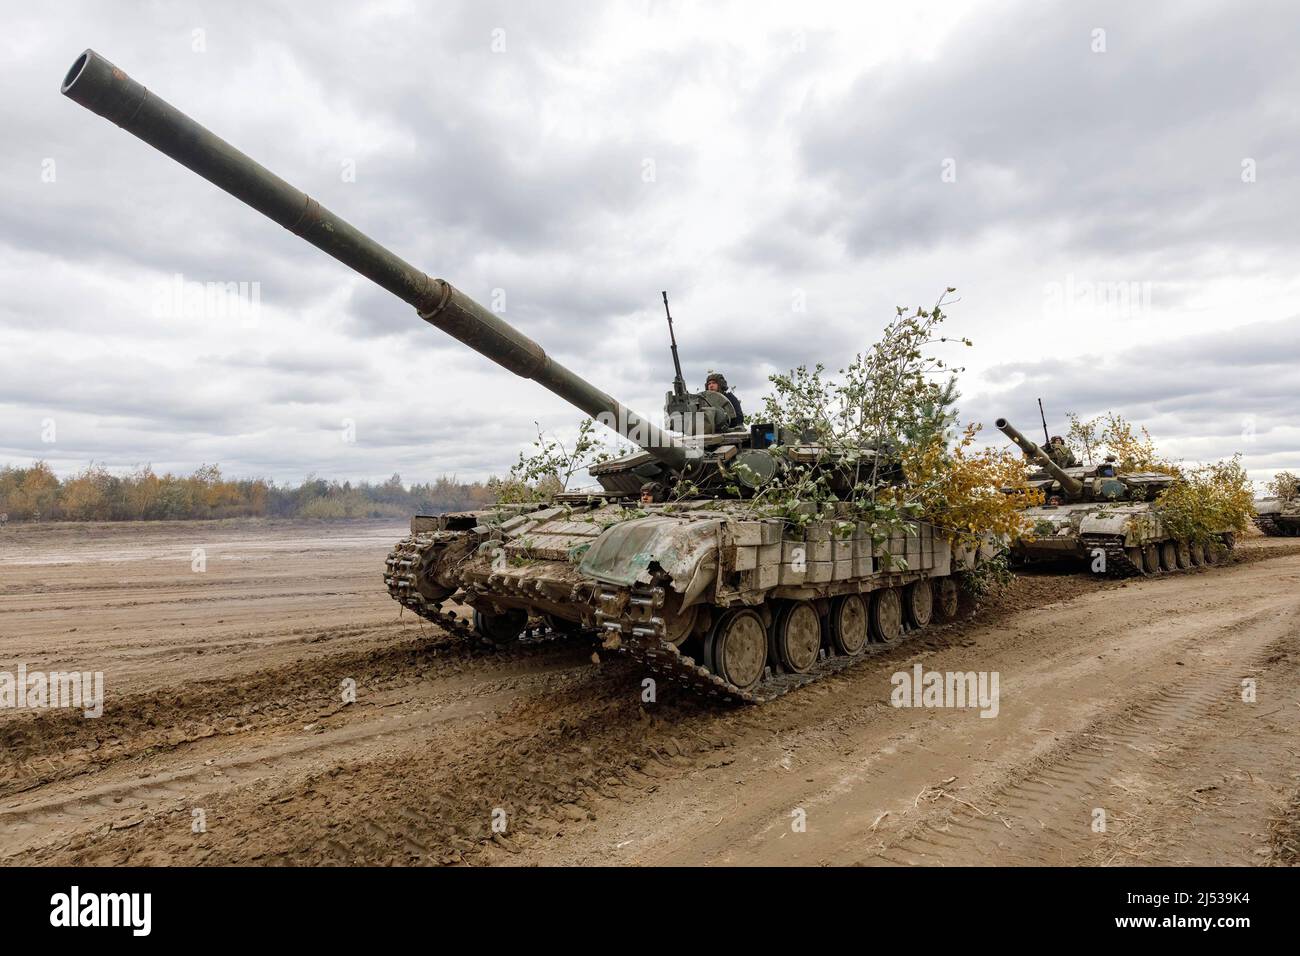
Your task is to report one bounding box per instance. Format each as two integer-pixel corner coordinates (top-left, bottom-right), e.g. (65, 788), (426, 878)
(3, 0), (1298, 487)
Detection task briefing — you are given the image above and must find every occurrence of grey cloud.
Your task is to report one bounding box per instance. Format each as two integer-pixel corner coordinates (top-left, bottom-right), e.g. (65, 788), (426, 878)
(203, 349), (370, 377)
(5, 0), (685, 343)
(966, 314), (1300, 472)
(749, 0), (1300, 265)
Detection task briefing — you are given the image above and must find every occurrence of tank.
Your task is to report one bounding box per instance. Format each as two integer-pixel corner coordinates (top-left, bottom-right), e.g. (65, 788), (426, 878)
(1253, 478), (1300, 536)
(997, 418), (1235, 575)
(63, 49), (993, 703)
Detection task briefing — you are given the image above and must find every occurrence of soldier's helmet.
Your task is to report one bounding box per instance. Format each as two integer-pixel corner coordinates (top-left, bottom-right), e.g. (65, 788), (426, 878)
(1049, 435), (1065, 445)
(639, 481), (665, 503)
(705, 372), (729, 391)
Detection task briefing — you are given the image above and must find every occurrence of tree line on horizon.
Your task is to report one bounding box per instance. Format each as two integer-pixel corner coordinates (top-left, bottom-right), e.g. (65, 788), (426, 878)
(0, 462), (499, 522)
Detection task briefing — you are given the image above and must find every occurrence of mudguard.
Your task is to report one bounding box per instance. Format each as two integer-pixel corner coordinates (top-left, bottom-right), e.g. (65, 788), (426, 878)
(579, 515), (723, 605)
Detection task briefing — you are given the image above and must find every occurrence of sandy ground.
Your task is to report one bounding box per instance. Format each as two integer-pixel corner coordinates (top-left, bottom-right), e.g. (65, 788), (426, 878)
(1, 519), (1297, 866)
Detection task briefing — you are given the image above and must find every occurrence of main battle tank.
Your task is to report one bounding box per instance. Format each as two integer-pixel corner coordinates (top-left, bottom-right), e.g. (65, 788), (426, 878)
(1253, 478), (1300, 536)
(63, 49), (991, 702)
(997, 418), (1234, 575)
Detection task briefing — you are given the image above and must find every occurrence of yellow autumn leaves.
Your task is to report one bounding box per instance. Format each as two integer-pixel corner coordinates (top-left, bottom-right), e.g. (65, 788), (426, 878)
(899, 423), (1042, 545)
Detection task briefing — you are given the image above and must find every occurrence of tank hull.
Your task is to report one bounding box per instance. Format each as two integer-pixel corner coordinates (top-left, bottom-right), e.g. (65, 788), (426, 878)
(386, 499), (991, 702)
(1013, 502), (1235, 575)
(1253, 497), (1300, 536)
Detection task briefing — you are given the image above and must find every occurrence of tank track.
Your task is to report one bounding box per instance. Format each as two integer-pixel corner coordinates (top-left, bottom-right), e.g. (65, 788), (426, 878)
(1081, 532), (1237, 577)
(384, 533), (570, 648)
(385, 533), (452, 623)
(1253, 515), (1284, 537)
(1081, 534), (1144, 578)
(593, 582), (942, 705)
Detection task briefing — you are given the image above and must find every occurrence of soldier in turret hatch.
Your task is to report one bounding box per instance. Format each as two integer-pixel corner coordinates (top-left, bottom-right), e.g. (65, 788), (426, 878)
(1046, 436), (1079, 468)
(705, 372), (744, 427)
(638, 481), (665, 505)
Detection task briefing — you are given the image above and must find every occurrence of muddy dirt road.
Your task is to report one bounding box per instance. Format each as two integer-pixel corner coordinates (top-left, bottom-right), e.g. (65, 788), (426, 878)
(1, 520), (1297, 866)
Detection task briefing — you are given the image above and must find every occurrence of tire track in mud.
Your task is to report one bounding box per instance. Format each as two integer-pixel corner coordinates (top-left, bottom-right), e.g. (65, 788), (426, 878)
(0, 625), (594, 801)
(0, 684), (533, 861)
(0, 584), (374, 610)
(1, 621), (412, 676)
(2, 618), (399, 657)
(865, 619), (1299, 866)
(28, 643), (764, 866)
(27, 671), (650, 868)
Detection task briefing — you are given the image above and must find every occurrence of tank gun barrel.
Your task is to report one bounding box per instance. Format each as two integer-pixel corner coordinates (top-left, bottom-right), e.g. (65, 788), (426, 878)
(996, 418), (1084, 497)
(60, 50), (686, 470)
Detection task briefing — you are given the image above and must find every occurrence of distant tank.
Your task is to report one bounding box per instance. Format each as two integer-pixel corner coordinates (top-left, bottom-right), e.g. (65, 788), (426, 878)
(64, 49), (995, 702)
(997, 418), (1235, 575)
(1253, 478), (1300, 536)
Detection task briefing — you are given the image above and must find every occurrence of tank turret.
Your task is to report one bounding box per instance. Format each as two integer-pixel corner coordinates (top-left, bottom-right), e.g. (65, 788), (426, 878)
(996, 419), (1085, 497)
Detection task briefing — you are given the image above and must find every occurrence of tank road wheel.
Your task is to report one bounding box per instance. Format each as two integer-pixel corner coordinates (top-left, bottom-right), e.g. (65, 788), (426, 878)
(412, 552), (454, 605)
(473, 608), (527, 645)
(1176, 540), (1192, 569)
(1205, 533), (1234, 564)
(1142, 544), (1161, 574)
(935, 577), (960, 621)
(904, 579), (934, 628)
(706, 609), (768, 690)
(771, 601), (823, 674)
(830, 594), (870, 656)
(1125, 547), (1145, 573)
(544, 614), (585, 637)
(868, 588), (904, 644)
(660, 598), (699, 648)
(1159, 541), (1179, 572)
(1189, 540), (1206, 566)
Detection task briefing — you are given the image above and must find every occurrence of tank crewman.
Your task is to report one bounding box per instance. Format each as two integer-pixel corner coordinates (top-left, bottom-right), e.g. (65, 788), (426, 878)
(1046, 436), (1079, 468)
(704, 372), (744, 427)
(638, 481), (665, 505)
